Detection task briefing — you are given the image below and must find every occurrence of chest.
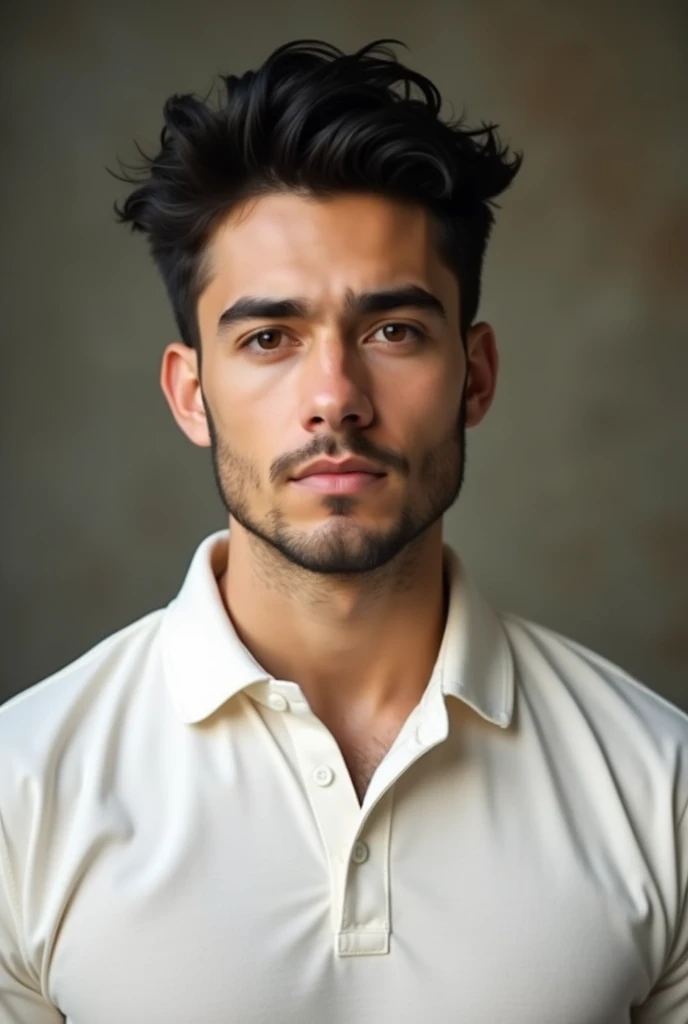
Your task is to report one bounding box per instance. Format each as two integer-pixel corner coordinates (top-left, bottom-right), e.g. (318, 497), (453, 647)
(322, 707), (414, 802)
(46, 737), (645, 1024)
(51, 811), (640, 1024)
(335, 728), (398, 802)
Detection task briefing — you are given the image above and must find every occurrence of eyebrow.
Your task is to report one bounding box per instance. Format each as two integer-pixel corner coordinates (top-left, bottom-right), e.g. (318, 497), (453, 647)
(217, 284), (447, 333)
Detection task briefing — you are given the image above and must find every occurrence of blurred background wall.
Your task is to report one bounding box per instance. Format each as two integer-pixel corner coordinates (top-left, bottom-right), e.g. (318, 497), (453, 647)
(1, 0), (686, 708)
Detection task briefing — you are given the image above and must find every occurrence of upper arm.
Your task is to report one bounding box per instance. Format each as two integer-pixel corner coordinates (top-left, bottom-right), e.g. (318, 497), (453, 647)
(0, 821), (64, 1024)
(632, 803), (688, 1022)
(631, 947), (688, 1022)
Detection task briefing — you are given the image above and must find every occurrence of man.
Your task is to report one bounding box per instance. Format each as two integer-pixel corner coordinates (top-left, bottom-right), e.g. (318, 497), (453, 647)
(0, 38), (686, 1024)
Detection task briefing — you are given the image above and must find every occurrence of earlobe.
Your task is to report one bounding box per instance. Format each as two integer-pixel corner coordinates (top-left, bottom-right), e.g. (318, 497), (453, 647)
(159, 342), (212, 448)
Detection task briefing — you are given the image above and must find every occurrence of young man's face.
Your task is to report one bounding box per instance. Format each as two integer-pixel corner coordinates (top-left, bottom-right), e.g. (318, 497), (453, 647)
(169, 191), (497, 574)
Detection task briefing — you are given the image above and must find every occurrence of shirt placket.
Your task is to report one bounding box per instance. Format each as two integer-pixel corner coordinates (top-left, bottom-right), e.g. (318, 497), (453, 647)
(259, 680), (449, 957)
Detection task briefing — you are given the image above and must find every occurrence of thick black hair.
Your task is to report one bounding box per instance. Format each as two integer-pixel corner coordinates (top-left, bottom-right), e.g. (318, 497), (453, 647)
(112, 39), (522, 351)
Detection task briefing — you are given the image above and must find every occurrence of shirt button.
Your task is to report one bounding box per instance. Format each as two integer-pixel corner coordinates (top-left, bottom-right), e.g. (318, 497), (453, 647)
(267, 693), (288, 712)
(351, 840), (369, 864)
(313, 765), (335, 787)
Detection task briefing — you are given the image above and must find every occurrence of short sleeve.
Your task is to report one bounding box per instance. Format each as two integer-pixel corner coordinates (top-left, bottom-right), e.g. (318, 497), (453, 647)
(0, 822), (64, 1024)
(632, 803), (688, 1022)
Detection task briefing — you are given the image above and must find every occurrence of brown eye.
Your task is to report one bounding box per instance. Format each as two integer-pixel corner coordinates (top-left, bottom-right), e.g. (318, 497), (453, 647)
(245, 330), (286, 353)
(371, 323), (423, 345)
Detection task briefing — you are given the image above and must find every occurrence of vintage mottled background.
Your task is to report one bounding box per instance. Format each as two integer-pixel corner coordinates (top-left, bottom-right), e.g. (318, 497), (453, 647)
(1, 0), (686, 708)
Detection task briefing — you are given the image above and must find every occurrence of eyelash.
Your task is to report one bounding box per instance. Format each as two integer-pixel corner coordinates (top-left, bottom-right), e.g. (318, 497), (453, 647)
(241, 322), (426, 357)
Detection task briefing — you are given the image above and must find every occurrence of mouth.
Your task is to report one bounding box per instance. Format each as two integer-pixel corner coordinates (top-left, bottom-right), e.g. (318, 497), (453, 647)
(290, 471), (387, 495)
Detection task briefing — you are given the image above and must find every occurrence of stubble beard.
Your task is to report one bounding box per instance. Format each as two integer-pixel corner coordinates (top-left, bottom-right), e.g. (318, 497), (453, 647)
(204, 392), (467, 578)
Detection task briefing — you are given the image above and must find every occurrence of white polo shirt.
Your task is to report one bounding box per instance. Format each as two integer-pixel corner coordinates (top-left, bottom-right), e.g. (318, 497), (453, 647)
(1, 530), (687, 1023)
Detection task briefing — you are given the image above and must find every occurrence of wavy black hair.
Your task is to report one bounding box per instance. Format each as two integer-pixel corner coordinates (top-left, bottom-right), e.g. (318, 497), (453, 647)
(113, 39), (522, 352)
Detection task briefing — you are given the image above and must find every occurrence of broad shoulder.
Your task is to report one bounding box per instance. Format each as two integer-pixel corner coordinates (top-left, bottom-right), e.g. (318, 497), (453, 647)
(502, 612), (688, 807)
(0, 610), (165, 774)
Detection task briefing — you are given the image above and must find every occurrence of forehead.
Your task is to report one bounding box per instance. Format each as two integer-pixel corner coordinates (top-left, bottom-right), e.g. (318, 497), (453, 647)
(198, 192), (459, 320)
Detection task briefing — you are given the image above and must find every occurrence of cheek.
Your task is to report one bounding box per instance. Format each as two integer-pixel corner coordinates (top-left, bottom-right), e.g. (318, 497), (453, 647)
(201, 365), (252, 439)
(203, 375), (294, 485)
(393, 370), (461, 439)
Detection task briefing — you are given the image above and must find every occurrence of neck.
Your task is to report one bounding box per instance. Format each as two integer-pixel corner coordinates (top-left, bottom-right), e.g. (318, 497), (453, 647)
(220, 520), (449, 722)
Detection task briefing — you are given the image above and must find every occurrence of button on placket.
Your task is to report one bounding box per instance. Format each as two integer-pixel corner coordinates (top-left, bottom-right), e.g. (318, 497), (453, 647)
(278, 710), (374, 951)
(313, 765), (335, 787)
(336, 794), (393, 957)
(351, 840), (369, 865)
(267, 693), (289, 712)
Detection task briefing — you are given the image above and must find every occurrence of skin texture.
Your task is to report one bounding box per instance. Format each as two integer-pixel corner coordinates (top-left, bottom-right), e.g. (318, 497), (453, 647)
(161, 191), (498, 797)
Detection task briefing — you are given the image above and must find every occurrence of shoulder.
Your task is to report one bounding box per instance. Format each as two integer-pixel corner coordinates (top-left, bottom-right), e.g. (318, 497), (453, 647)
(502, 612), (688, 810)
(503, 611), (688, 738)
(0, 609), (168, 901)
(0, 609), (166, 781)
(0, 609), (168, 987)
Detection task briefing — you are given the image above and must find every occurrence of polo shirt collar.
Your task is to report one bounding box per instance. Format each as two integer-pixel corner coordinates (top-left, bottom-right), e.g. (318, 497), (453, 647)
(161, 530), (514, 729)
(437, 545), (514, 728)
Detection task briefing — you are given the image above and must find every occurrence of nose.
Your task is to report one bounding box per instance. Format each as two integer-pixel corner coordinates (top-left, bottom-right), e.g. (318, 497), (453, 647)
(297, 339), (375, 434)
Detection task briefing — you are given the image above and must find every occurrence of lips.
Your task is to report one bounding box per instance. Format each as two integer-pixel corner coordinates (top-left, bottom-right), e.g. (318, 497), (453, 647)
(292, 458), (385, 480)
(291, 471), (386, 495)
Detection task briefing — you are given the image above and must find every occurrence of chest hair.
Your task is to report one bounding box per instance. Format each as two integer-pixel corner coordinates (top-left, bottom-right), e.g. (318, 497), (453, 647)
(337, 730), (397, 803)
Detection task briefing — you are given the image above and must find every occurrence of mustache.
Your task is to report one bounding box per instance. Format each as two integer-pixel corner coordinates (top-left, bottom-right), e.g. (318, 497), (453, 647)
(271, 440), (409, 484)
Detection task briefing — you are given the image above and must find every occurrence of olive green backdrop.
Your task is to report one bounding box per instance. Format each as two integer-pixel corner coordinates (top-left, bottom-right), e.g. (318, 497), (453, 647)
(2, 0), (686, 707)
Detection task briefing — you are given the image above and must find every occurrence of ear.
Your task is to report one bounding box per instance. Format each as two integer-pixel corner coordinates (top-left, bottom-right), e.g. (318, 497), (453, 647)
(463, 321), (499, 428)
(160, 342), (211, 448)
